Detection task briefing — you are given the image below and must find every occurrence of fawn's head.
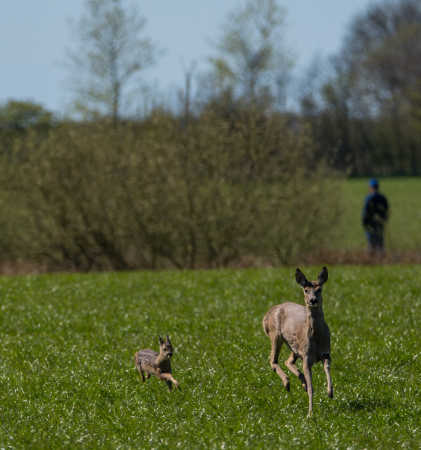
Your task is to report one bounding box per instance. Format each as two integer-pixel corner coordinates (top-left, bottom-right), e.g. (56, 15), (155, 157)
(158, 335), (173, 359)
(295, 267), (328, 308)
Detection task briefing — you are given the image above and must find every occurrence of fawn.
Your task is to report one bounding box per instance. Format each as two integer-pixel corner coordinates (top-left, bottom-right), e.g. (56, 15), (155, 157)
(134, 335), (179, 390)
(262, 267), (333, 417)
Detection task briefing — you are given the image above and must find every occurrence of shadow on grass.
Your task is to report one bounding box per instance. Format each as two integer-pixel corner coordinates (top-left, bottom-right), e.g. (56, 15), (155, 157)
(340, 398), (392, 412)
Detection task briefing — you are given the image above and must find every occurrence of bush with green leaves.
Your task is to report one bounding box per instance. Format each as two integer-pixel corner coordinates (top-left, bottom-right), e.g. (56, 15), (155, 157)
(2, 110), (341, 270)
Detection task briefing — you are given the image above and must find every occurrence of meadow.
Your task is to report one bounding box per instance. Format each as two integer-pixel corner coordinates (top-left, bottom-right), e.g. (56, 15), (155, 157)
(0, 266), (420, 448)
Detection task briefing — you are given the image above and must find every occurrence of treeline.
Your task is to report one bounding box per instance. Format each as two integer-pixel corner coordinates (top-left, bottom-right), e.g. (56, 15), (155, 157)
(300, 0), (421, 176)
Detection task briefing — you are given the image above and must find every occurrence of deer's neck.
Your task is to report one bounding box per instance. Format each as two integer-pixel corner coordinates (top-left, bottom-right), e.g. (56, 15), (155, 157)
(306, 306), (325, 337)
(155, 352), (168, 366)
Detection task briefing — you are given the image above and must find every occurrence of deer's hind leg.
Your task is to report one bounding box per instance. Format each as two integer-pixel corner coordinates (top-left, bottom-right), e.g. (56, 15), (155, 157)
(303, 357), (313, 417)
(269, 334), (290, 391)
(323, 355), (333, 398)
(285, 352), (307, 391)
(134, 354), (146, 382)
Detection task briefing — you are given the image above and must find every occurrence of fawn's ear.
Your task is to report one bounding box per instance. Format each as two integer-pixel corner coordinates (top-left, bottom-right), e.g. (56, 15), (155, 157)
(166, 335), (171, 345)
(159, 336), (164, 345)
(296, 268), (310, 287)
(318, 267), (328, 285)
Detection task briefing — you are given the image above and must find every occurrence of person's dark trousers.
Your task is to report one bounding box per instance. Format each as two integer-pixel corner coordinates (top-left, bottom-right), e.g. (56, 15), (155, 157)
(366, 230), (384, 253)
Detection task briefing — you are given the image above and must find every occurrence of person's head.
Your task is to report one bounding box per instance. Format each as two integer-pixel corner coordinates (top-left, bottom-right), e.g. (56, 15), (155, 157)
(369, 178), (379, 192)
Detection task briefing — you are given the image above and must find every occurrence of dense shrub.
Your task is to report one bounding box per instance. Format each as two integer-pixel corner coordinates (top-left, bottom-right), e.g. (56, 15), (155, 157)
(1, 111), (342, 270)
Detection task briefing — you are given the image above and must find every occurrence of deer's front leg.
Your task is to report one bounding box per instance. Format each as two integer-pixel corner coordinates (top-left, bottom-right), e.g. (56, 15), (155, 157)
(159, 372), (180, 390)
(323, 355), (333, 398)
(303, 358), (313, 417)
(285, 352), (307, 391)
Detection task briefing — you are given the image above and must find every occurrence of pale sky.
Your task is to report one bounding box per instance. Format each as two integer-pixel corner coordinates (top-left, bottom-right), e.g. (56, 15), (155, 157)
(0, 0), (374, 114)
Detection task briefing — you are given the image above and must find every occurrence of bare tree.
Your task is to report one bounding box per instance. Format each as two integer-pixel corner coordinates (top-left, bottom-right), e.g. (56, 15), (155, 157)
(208, 0), (293, 111)
(66, 0), (158, 122)
(177, 61), (197, 125)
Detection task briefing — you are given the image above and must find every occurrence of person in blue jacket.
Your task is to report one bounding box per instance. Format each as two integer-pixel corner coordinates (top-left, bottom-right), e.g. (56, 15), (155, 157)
(362, 179), (389, 254)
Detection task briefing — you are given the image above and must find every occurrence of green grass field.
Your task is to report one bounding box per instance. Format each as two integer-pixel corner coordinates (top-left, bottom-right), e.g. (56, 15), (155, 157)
(334, 177), (421, 251)
(1, 267), (420, 448)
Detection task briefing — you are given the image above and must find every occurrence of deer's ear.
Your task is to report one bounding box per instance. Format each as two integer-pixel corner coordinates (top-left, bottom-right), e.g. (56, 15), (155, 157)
(166, 335), (171, 344)
(295, 268), (309, 287)
(318, 267), (328, 285)
(159, 336), (164, 345)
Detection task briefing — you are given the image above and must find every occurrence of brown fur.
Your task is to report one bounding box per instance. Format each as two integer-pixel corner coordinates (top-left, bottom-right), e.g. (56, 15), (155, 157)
(134, 335), (179, 391)
(262, 267), (333, 417)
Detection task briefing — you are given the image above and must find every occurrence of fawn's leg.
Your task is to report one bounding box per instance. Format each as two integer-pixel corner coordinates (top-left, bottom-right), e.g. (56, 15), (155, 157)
(159, 372), (179, 389)
(323, 355), (333, 398)
(269, 334), (290, 390)
(285, 352), (307, 391)
(134, 354), (146, 382)
(303, 358), (313, 417)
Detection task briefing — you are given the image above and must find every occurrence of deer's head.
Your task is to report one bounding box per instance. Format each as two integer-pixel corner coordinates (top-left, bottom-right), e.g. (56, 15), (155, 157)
(295, 267), (328, 308)
(159, 335), (173, 359)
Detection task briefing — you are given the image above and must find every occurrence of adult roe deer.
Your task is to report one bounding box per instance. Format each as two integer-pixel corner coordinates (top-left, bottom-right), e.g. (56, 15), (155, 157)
(262, 267), (333, 417)
(134, 335), (179, 391)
